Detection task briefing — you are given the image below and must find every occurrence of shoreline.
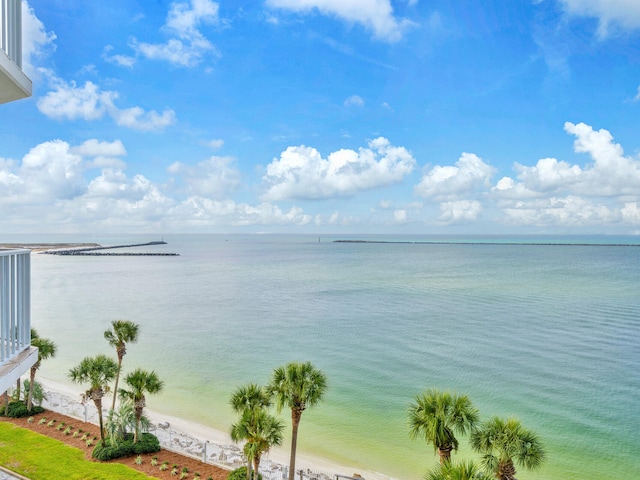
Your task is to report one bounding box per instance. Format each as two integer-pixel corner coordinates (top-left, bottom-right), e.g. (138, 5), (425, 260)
(37, 377), (396, 480)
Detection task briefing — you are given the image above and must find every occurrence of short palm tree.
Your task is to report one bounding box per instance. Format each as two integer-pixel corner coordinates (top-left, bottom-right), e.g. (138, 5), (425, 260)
(470, 417), (546, 480)
(408, 389), (479, 464)
(230, 383), (278, 480)
(426, 460), (493, 480)
(268, 361), (327, 480)
(27, 329), (57, 412)
(119, 368), (164, 442)
(104, 319), (139, 411)
(231, 407), (284, 476)
(68, 354), (119, 445)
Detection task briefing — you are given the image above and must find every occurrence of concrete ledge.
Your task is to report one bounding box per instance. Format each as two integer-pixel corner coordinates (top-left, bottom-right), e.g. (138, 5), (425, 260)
(0, 50), (32, 104)
(0, 347), (38, 394)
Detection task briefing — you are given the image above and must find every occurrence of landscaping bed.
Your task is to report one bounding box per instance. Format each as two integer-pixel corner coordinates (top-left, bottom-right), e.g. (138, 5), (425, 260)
(1, 410), (230, 480)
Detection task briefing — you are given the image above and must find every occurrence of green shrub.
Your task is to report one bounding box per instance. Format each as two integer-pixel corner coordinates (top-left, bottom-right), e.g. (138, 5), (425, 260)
(227, 467), (262, 480)
(0, 401), (45, 418)
(92, 433), (160, 460)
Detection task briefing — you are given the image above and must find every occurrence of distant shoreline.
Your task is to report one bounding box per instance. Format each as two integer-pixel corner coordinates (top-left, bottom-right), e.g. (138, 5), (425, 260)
(0, 243), (100, 252)
(0, 241), (179, 256)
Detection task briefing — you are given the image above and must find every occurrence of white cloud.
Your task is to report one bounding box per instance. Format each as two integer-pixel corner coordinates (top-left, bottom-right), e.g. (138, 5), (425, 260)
(634, 86), (640, 102)
(0, 138), (312, 232)
(168, 156), (241, 198)
(414, 152), (495, 200)
(71, 139), (127, 158)
(205, 138), (225, 150)
(130, 0), (220, 67)
(393, 209), (407, 223)
(261, 137), (416, 201)
(37, 75), (176, 131)
(266, 0), (413, 42)
(171, 198), (311, 226)
(559, 0), (640, 36)
(344, 94), (365, 107)
(438, 200), (482, 224)
(102, 45), (136, 68)
(21, 1), (57, 78)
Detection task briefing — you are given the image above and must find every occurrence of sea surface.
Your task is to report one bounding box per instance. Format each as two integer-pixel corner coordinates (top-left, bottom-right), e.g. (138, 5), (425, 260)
(11, 234), (640, 479)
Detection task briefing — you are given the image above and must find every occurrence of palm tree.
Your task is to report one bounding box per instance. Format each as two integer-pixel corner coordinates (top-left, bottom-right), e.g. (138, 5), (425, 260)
(426, 460), (493, 480)
(408, 389), (479, 464)
(268, 361), (327, 480)
(230, 383), (278, 480)
(231, 407), (284, 477)
(27, 329), (57, 412)
(104, 319), (139, 411)
(68, 354), (119, 445)
(118, 368), (164, 442)
(231, 383), (272, 413)
(470, 417), (546, 480)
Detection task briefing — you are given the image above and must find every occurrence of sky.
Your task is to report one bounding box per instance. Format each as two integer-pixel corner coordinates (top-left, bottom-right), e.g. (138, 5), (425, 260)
(1, 0), (640, 235)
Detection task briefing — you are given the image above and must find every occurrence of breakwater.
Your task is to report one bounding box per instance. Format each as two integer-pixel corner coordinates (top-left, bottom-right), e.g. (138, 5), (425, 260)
(41, 241), (179, 256)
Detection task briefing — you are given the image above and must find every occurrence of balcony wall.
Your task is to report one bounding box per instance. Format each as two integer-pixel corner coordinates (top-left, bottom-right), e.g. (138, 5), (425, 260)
(0, 249), (37, 395)
(0, 0), (32, 104)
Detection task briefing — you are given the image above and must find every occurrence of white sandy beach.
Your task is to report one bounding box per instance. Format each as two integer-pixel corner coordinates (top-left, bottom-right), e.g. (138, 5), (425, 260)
(37, 377), (395, 480)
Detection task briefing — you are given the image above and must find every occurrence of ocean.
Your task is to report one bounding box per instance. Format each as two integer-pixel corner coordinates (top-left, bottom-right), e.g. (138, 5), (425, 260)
(15, 234), (640, 479)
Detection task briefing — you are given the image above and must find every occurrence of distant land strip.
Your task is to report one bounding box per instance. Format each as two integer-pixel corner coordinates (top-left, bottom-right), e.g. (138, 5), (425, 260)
(0, 241), (179, 256)
(333, 240), (640, 247)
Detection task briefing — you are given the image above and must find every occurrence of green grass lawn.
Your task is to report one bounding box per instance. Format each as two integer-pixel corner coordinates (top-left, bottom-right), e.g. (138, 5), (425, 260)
(0, 422), (155, 480)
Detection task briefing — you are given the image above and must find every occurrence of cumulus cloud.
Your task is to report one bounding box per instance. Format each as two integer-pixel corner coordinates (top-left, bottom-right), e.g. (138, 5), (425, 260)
(559, 0), (640, 36)
(168, 156), (241, 198)
(414, 152), (495, 200)
(129, 0), (220, 67)
(0, 138), (312, 232)
(491, 122), (640, 227)
(266, 0), (413, 42)
(438, 200), (482, 224)
(21, 1), (57, 78)
(261, 137), (416, 201)
(37, 75), (176, 131)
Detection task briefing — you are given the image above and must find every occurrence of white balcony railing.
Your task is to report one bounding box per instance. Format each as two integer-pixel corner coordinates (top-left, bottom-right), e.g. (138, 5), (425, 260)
(1, 0), (22, 68)
(1, 249), (31, 364)
(0, 249), (37, 395)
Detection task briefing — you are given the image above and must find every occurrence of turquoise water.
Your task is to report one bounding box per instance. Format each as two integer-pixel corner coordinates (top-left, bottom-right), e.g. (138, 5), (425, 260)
(19, 234), (640, 479)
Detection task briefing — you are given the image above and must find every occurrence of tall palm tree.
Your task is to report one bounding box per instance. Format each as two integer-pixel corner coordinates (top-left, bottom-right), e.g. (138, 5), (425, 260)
(68, 354), (119, 445)
(104, 319), (139, 412)
(470, 417), (546, 480)
(408, 389), (479, 464)
(118, 368), (164, 443)
(268, 361), (327, 480)
(230, 383), (277, 480)
(27, 329), (57, 412)
(426, 460), (493, 480)
(231, 407), (284, 477)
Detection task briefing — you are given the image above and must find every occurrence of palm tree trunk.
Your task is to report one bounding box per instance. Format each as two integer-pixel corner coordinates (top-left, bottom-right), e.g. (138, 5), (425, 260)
(288, 409), (302, 480)
(27, 366), (36, 412)
(254, 455), (262, 478)
(94, 396), (106, 445)
(15, 378), (20, 401)
(437, 444), (453, 464)
(134, 404), (143, 443)
(497, 459), (517, 480)
(111, 357), (123, 412)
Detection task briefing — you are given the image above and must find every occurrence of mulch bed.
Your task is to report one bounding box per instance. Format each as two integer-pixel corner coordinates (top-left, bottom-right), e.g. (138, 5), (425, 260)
(1, 410), (231, 480)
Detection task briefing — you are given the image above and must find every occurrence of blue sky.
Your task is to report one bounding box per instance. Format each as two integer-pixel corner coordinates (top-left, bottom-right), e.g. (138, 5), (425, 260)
(2, 0), (640, 235)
